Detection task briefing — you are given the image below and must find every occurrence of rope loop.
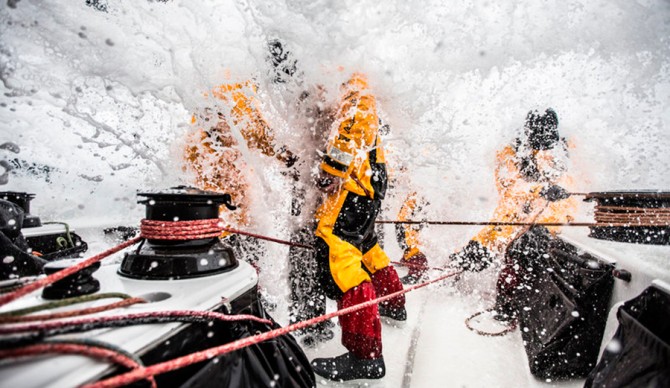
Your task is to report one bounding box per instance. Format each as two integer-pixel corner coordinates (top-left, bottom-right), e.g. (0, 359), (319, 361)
(465, 308), (517, 337)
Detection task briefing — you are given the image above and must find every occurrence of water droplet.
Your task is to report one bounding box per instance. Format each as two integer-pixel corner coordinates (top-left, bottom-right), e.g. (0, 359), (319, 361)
(606, 339), (622, 353)
(3, 256), (15, 264)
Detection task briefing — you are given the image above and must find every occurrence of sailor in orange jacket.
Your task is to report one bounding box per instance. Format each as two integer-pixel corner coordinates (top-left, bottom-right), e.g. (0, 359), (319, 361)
(184, 80), (295, 230)
(183, 77), (297, 297)
(450, 108), (576, 320)
(310, 73), (405, 382)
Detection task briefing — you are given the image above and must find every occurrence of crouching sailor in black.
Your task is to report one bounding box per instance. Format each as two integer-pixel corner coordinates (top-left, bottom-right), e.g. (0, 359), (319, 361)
(449, 108), (576, 322)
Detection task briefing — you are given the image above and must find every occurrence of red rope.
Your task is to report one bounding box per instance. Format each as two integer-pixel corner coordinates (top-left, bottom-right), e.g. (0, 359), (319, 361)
(0, 310), (272, 335)
(140, 219), (223, 240)
(0, 297), (147, 324)
(220, 226), (314, 250)
(0, 237), (142, 308)
(377, 219), (670, 227)
(391, 260), (447, 272)
(0, 343), (157, 388)
(84, 268), (464, 388)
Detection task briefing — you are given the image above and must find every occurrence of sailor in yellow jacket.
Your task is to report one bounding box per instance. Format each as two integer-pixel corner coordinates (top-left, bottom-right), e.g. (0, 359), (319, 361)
(450, 108), (576, 319)
(310, 73), (405, 382)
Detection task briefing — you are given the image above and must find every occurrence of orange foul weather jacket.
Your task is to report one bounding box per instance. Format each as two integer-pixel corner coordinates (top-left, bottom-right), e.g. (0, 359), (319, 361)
(473, 141), (576, 255)
(314, 73), (391, 297)
(184, 81), (289, 228)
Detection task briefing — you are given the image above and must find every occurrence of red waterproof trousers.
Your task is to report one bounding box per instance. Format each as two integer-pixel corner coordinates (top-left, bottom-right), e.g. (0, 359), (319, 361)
(337, 282), (382, 359)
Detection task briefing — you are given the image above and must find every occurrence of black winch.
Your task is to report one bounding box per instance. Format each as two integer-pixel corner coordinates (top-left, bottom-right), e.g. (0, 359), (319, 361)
(0, 191), (41, 228)
(118, 186), (239, 280)
(42, 258), (101, 300)
(585, 190), (670, 245)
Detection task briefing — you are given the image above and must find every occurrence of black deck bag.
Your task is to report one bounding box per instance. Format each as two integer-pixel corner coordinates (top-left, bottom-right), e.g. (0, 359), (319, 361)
(585, 285), (670, 388)
(508, 226), (615, 379)
(117, 289), (316, 388)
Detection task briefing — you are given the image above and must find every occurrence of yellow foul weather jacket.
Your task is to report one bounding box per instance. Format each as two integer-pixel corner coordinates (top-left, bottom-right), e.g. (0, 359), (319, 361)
(315, 73), (391, 295)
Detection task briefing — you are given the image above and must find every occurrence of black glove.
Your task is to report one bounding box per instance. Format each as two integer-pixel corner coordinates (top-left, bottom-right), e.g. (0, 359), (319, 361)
(277, 147), (299, 168)
(540, 185), (569, 202)
(449, 240), (493, 272)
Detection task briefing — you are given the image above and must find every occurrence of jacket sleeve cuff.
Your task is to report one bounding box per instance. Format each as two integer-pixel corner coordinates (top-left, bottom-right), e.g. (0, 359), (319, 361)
(321, 159), (348, 179)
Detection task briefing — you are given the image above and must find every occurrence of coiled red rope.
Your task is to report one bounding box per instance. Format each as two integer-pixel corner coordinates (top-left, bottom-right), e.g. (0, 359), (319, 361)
(140, 219), (223, 240)
(594, 205), (670, 225)
(84, 268), (464, 388)
(140, 218), (314, 249)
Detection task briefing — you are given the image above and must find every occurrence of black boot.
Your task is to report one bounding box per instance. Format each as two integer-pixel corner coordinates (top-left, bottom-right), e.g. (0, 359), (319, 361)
(312, 352), (386, 381)
(378, 304), (407, 322)
(299, 321), (335, 348)
(400, 272), (422, 285)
